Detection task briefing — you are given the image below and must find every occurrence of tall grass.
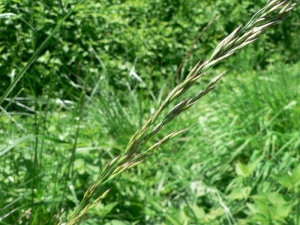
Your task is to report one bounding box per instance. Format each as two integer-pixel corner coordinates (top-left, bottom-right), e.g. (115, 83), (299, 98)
(0, 1), (298, 224)
(61, 1), (296, 224)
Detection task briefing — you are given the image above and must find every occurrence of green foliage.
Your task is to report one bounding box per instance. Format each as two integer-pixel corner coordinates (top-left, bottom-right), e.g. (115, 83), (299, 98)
(246, 192), (294, 224)
(0, 0), (299, 100)
(0, 0), (299, 224)
(1, 62), (299, 224)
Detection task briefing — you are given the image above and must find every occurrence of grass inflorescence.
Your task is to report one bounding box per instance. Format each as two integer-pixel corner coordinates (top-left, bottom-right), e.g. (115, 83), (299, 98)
(62, 1), (296, 224)
(0, 1), (298, 224)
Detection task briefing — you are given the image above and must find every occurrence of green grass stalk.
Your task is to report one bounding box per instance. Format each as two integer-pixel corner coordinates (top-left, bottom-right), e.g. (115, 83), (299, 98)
(62, 1), (296, 224)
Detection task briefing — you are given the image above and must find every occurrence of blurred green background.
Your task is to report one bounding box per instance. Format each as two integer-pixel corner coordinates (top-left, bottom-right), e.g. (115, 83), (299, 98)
(0, 0), (300, 224)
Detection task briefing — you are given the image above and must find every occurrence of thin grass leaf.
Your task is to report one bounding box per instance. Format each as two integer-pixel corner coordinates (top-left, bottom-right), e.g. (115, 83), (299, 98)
(0, 134), (34, 157)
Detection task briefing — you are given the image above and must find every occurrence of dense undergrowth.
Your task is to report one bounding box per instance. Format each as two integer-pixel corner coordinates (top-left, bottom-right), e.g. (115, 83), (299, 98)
(0, 0), (299, 224)
(0, 0), (299, 99)
(1, 60), (299, 224)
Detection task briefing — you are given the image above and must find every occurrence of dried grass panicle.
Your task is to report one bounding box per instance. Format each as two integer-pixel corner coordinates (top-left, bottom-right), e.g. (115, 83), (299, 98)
(62, 1), (296, 224)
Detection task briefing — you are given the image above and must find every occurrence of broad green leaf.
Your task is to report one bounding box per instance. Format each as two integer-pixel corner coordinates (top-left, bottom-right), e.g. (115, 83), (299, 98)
(227, 186), (251, 200)
(96, 202), (119, 218)
(272, 166), (300, 190)
(190, 205), (206, 219)
(235, 157), (262, 177)
(248, 192), (293, 223)
(205, 207), (224, 221)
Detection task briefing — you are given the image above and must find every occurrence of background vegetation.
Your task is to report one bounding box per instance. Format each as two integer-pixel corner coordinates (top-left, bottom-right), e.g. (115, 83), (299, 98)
(0, 0), (299, 224)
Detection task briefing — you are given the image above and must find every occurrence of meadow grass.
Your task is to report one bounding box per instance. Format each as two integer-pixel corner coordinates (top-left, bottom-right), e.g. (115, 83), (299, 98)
(62, 1), (296, 224)
(1, 57), (299, 225)
(0, 0), (298, 224)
